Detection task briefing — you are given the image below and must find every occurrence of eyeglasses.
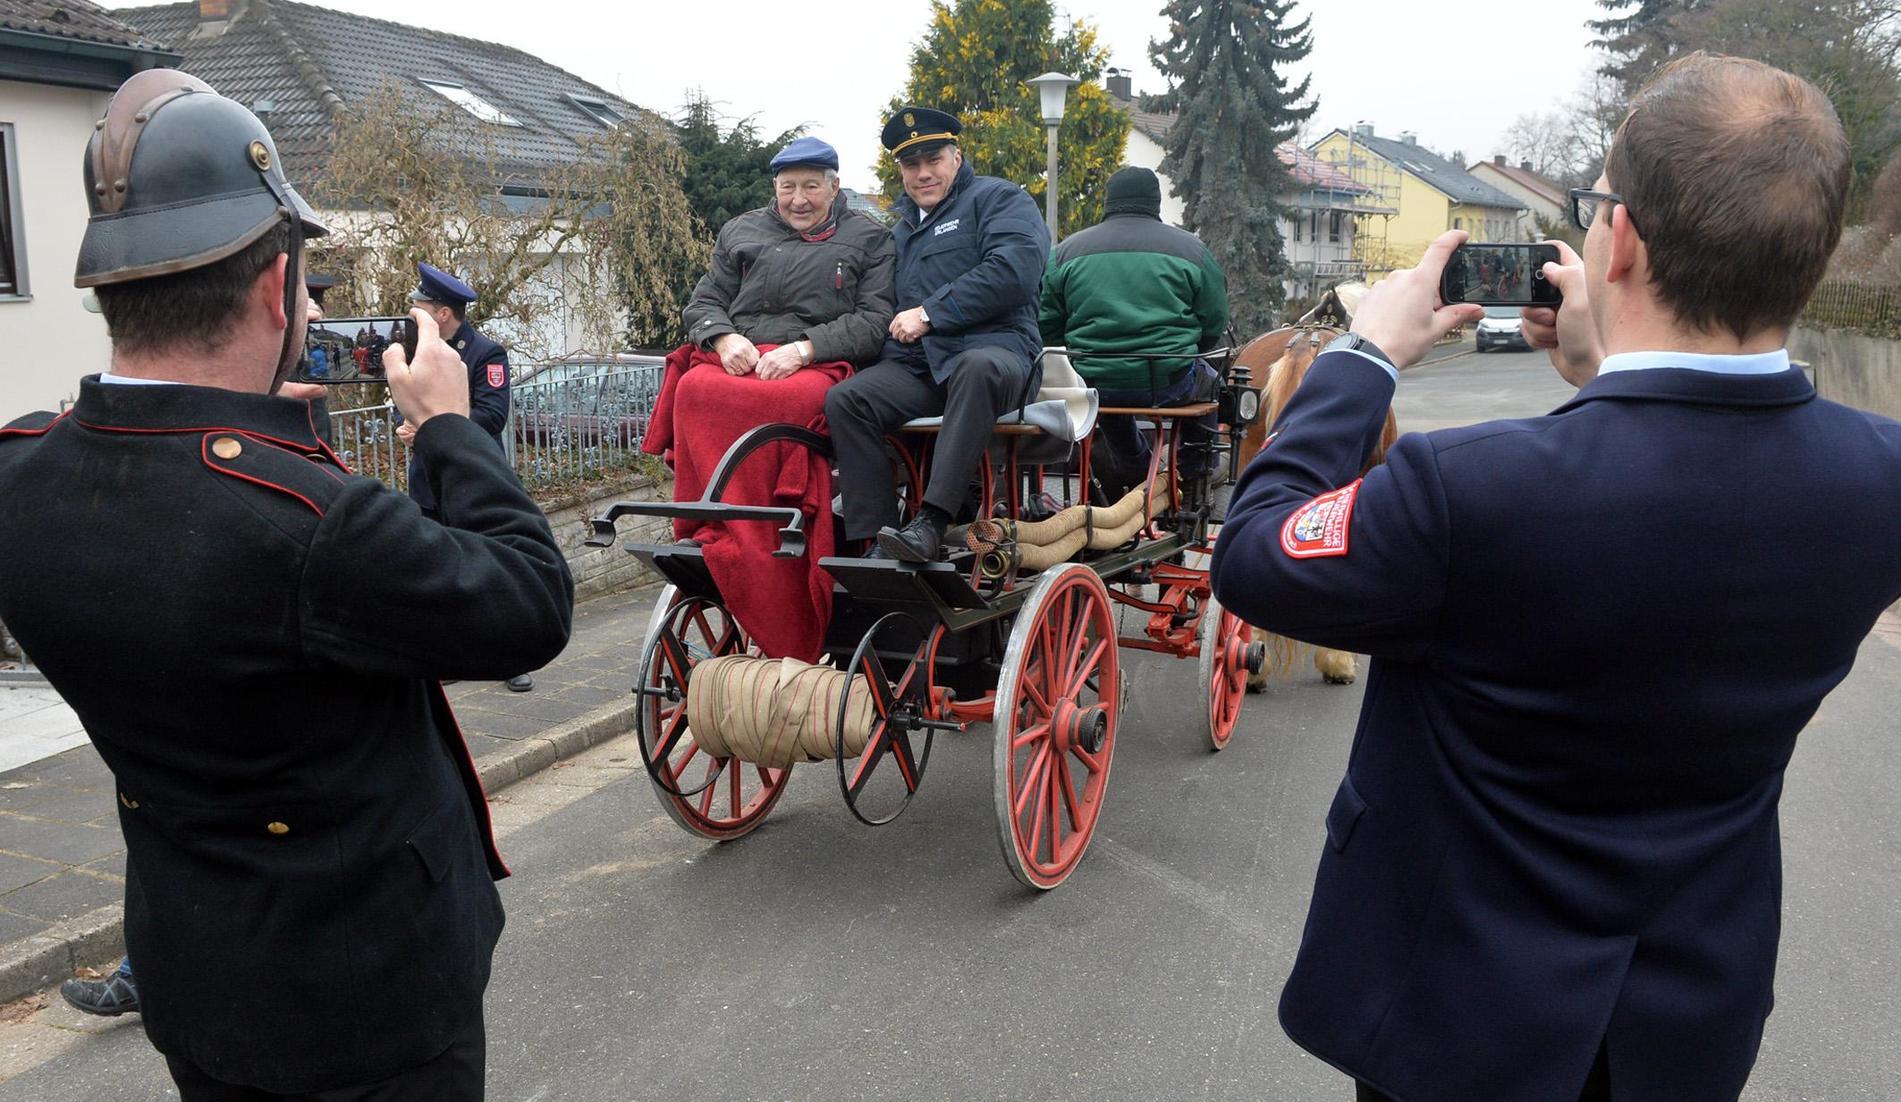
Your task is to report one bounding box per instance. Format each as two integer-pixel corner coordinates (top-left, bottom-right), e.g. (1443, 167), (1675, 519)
(1569, 188), (1631, 232)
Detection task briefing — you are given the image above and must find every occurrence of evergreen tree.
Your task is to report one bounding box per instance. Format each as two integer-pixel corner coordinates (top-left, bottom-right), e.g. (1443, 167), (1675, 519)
(673, 92), (805, 235)
(878, 0), (1129, 237)
(1590, 1), (1697, 97)
(1147, 0), (1316, 334)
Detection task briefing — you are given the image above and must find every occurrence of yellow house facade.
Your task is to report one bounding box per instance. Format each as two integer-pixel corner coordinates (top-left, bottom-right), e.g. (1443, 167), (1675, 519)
(1311, 126), (1527, 276)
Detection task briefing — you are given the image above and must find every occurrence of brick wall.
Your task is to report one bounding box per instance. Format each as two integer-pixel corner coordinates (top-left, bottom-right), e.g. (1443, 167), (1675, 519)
(538, 471), (674, 600)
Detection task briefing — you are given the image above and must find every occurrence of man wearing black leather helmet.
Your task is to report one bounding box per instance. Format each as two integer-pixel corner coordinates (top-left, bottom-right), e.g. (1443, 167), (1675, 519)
(0, 70), (573, 1099)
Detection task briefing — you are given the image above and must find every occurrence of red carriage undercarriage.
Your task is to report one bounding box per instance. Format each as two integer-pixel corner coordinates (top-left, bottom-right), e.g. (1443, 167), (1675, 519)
(587, 347), (1273, 890)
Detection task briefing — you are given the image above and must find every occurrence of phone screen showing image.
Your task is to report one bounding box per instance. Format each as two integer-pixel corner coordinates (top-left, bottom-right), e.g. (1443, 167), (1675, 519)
(295, 317), (415, 385)
(1441, 244), (1563, 307)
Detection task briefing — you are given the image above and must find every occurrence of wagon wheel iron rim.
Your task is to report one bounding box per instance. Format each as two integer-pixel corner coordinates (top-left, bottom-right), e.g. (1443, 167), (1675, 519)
(836, 612), (943, 826)
(992, 563), (1119, 890)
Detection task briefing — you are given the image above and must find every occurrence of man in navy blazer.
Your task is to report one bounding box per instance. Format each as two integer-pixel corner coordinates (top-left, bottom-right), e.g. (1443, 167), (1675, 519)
(1213, 55), (1887, 1101)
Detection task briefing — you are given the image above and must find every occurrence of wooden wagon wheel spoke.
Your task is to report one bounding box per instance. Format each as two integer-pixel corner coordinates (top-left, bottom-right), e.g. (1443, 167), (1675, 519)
(632, 587), (793, 842)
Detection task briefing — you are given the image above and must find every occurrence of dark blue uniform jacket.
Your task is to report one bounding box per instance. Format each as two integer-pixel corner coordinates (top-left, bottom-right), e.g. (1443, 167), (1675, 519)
(1212, 351), (1901, 1102)
(408, 321), (509, 510)
(886, 157), (1048, 383)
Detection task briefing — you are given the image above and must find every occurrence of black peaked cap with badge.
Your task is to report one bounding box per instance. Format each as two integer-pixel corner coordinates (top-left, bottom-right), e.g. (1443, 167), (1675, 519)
(882, 106), (962, 159)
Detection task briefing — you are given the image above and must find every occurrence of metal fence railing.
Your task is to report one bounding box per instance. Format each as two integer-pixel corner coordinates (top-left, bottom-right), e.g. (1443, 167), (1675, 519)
(325, 355), (667, 498)
(1802, 280), (1901, 339)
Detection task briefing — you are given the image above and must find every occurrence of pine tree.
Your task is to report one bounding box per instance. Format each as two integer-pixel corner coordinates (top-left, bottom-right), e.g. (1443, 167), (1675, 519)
(878, 0), (1130, 237)
(1589, 0), (1697, 96)
(1147, 0), (1316, 334)
(673, 92), (805, 235)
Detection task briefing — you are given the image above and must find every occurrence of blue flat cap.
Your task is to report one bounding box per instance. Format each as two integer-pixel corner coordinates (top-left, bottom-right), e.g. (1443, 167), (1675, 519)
(411, 261), (475, 306)
(769, 136), (839, 173)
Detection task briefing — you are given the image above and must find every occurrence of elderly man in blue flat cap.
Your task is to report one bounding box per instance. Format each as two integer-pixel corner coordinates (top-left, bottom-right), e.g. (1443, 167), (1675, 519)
(684, 136), (895, 375)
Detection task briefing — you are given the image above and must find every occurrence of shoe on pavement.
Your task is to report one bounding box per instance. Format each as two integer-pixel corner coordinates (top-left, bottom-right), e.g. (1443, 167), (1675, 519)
(506, 674), (534, 692)
(874, 515), (944, 563)
(61, 970), (139, 1017)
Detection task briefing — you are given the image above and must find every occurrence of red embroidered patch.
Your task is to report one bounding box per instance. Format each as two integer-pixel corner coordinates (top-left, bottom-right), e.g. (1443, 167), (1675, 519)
(487, 363), (506, 388)
(1280, 480), (1361, 559)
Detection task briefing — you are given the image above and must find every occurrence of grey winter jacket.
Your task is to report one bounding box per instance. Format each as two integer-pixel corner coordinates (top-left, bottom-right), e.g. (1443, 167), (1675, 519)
(683, 197), (896, 366)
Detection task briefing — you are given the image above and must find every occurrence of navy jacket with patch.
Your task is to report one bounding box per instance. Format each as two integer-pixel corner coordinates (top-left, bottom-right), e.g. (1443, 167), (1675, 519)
(886, 157), (1049, 383)
(0, 380), (572, 1092)
(1212, 350), (1901, 1102)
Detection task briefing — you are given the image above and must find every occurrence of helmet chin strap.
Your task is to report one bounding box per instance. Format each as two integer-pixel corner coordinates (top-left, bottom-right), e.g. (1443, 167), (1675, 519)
(267, 211), (305, 396)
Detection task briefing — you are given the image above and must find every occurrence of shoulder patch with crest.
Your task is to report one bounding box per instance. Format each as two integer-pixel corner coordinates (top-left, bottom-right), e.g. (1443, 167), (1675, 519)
(487, 362), (506, 388)
(1280, 480), (1361, 559)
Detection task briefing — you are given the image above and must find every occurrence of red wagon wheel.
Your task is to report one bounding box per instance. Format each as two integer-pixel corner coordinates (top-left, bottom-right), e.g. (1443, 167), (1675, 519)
(1199, 593), (1258, 751)
(632, 585), (791, 841)
(993, 563), (1120, 890)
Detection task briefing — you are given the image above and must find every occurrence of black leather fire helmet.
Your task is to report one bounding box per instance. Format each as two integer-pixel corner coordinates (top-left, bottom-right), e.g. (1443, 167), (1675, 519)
(75, 69), (327, 289)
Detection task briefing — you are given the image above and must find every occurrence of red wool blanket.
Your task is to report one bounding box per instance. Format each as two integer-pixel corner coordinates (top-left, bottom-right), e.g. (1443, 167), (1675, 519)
(643, 343), (850, 661)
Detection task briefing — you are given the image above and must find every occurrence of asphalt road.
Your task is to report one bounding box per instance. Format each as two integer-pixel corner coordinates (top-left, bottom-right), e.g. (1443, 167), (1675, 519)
(4, 348), (1897, 1100)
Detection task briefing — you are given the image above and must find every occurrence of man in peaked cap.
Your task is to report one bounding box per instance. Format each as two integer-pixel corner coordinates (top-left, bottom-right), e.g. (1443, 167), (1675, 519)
(824, 105), (1049, 561)
(0, 70), (571, 1098)
(403, 262), (537, 693)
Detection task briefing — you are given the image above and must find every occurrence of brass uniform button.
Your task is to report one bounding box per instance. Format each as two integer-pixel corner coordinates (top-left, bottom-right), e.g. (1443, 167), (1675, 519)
(119, 792), (139, 809)
(212, 437), (242, 460)
(266, 821), (290, 835)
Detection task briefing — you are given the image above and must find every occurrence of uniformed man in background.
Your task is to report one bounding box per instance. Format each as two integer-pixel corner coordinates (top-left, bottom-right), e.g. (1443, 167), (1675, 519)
(400, 262), (537, 691)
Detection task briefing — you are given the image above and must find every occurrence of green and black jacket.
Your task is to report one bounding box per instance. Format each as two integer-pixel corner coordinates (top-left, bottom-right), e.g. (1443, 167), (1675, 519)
(1038, 213), (1229, 392)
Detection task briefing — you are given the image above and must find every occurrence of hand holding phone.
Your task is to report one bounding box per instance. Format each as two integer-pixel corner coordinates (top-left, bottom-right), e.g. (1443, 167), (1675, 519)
(383, 308), (470, 426)
(293, 316), (421, 384)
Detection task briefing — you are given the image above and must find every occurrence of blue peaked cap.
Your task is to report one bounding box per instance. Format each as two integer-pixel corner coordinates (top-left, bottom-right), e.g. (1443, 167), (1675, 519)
(769, 136), (839, 173)
(411, 261), (476, 306)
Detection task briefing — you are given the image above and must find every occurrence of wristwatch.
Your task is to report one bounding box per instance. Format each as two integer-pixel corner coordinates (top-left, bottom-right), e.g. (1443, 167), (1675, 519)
(1322, 331), (1394, 369)
(917, 306), (931, 325)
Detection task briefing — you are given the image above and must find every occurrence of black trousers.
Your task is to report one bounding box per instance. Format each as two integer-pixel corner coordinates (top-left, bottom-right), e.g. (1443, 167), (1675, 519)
(1354, 1041), (1611, 1102)
(823, 348), (1036, 540)
(165, 1010), (485, 1101)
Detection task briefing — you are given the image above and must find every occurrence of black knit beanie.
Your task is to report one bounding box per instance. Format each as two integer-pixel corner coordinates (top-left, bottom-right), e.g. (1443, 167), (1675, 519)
(1105, 166), (1162, 218)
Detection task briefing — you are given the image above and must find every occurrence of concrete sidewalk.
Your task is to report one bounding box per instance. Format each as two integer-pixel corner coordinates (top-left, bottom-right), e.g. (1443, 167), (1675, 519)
(0, 583), (662, 1005)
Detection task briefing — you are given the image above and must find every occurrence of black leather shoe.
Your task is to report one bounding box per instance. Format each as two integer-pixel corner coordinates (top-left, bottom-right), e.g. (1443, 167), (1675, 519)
(61, 969), (139, 1017)
(874, 515), (944, 564)
(506, 674), (534, 692)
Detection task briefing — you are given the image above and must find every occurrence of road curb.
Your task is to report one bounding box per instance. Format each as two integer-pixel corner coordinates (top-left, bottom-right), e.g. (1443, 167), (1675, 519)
(0, 697), (637, 1008)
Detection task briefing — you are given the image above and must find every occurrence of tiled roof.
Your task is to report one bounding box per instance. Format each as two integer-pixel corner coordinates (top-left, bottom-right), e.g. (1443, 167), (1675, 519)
(1471, 159), (1566, 207)
(0, 0), (169, 51)
(1109, 93), (1176, 145)
(112, 0), (654, 194)
(1278, 143), (1368, 194)
(1332, 130), (1526, 210)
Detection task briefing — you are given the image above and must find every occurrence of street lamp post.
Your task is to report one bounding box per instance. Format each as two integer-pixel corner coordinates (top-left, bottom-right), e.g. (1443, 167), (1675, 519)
(1025, 71), (1079, 238)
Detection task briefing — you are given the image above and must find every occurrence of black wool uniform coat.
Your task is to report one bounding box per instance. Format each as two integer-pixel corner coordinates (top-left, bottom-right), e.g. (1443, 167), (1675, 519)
(1212, 351), (1901, 1101)
(408, 321), (510, 512)
(0, 380), (573, 1093)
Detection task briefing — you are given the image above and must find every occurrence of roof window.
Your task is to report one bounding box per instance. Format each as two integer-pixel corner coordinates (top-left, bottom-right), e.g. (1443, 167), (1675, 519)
(565, 94), (624, 128)
(419, 79), (521, 127)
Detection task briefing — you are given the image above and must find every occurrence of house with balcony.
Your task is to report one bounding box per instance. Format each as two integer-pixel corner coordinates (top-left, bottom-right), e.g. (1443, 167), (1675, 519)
(1310, 125), (1527, 275)
(0, 0), (178, 421)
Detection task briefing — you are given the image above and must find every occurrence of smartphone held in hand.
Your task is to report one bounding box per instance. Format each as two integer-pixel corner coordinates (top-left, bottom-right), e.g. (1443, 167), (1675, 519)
(1440, 243), (1563, 307)
(294, 316), (420, 384)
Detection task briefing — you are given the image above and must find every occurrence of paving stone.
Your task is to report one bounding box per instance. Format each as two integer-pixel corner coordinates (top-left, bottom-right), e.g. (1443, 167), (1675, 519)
(459, 712), (555, 742)
(0, 852), (64, 894)
(0, 907), (49, 945)
(0, 871), (121, 923)
(3, 750), (112, 791)
(79, 851), (125, 880)
(0, 815), (123, 866)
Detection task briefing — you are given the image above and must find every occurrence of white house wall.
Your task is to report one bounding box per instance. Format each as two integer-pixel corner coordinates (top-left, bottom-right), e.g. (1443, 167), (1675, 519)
(1120, 129), (1187, 228)
(0, 80), (113, 421)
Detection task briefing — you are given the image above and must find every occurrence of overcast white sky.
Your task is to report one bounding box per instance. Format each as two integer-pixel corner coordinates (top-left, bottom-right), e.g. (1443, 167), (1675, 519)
(122, 0), (1607, 189)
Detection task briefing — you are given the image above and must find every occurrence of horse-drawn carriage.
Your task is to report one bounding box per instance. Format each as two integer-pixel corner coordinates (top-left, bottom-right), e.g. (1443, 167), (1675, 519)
(586, 333), (1323, 890)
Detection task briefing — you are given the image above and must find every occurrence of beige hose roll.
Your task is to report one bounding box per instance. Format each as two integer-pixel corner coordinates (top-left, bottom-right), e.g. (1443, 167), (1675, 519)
(977, 481), (1177, 576)
(684, 655), (880, 770)
(973, 476), (1163, 548)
